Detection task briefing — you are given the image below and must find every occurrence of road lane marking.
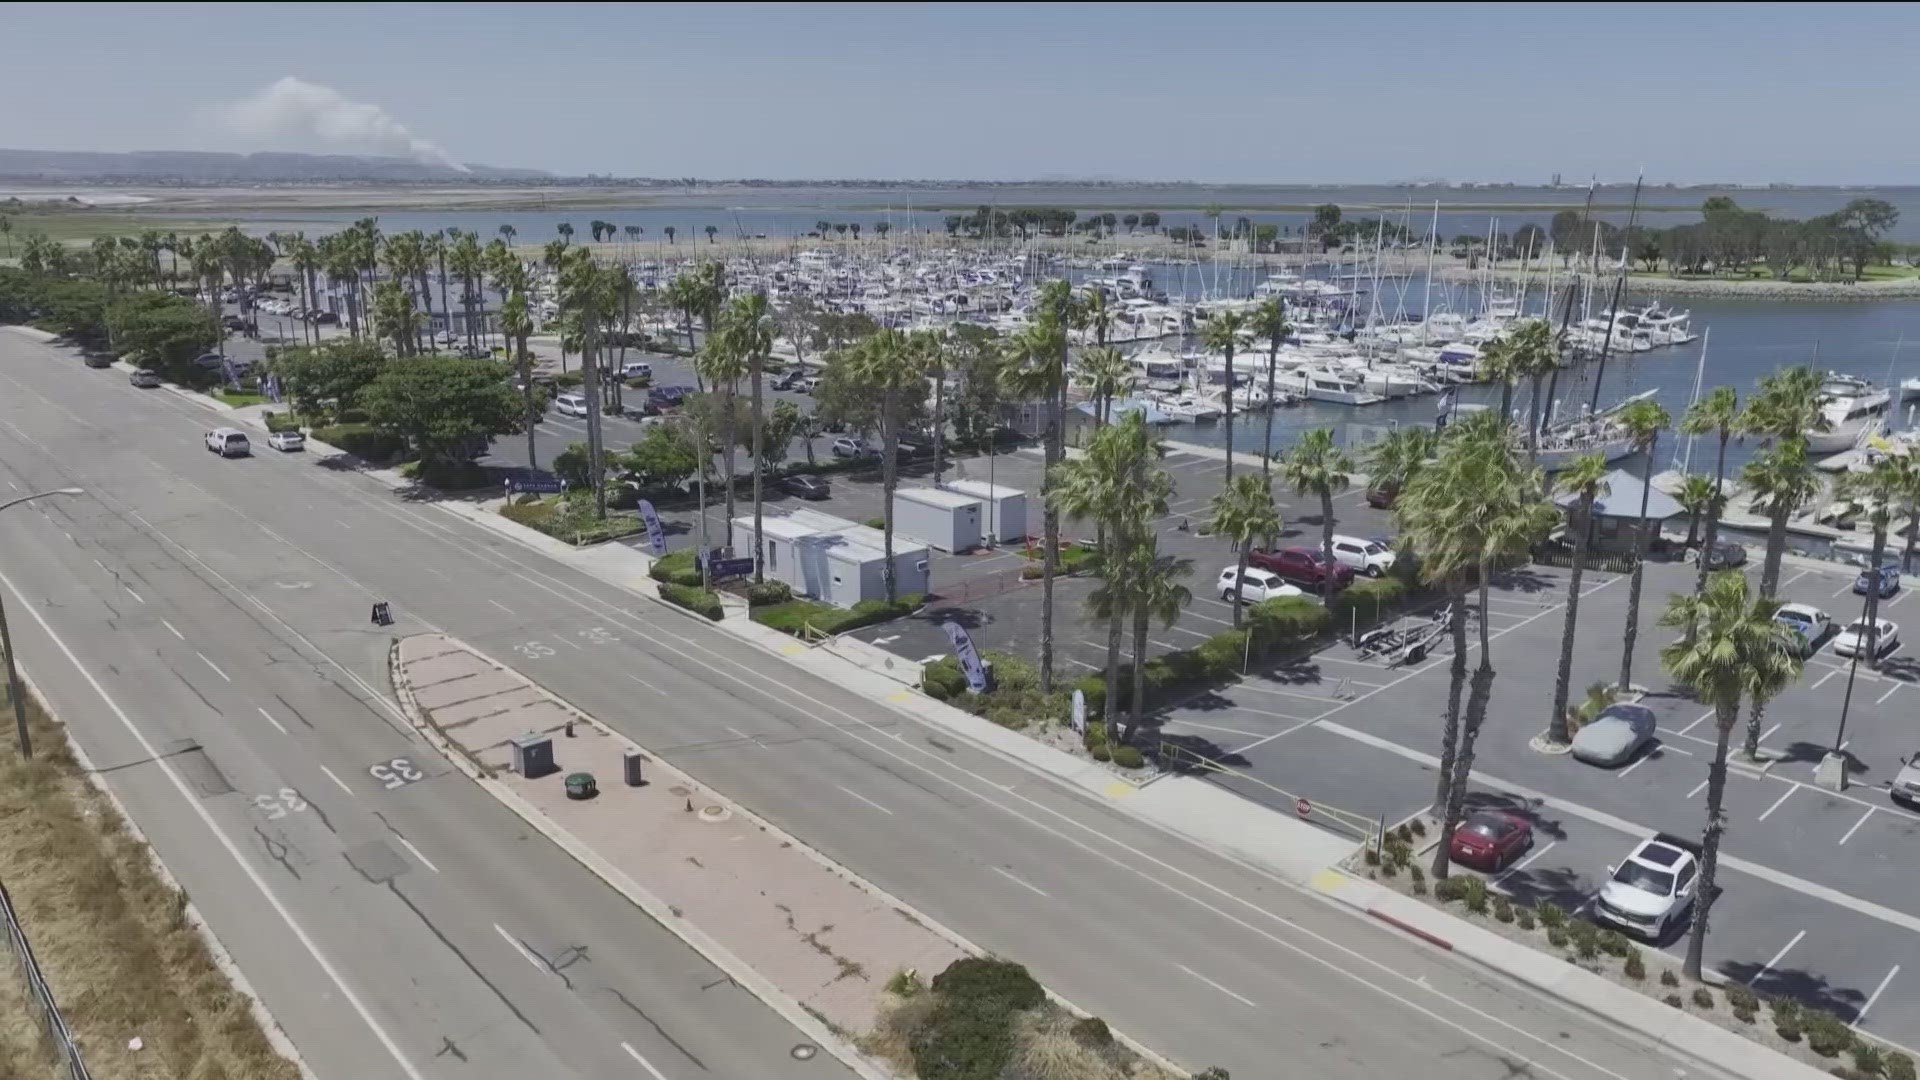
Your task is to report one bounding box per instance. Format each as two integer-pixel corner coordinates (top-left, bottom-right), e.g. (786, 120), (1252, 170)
(1226, 715), (1329, 756)
(319, 765), (355, 797)
(488, 599), (515, 615)
(0, 565), (427, 1080)
(160, 618), (185, 640)
(256, 707), (287, 734)
(621, 1042), (669, 1080)
(626, 672), (662, 693)
(1749, 929), (1806, 985)
(396, 836), (441, 874)
(1176, 963), (1257, 1007)
(1617, 752), (1657, 778)
(1853, 966), (1901, 1029)
(1840, 807), (1875, 846)
(92, 558), (108, 573)
(197, 652), (230, 682)
(1757, 784), (1800, 821)
(835, 785), (893, 816)
(992, 866), (1050, 898)
(122, 584), (144, 604)
(1878, 684), (1903, 705)
(555, 634), (583, 649)
(494, 923), (549, 974)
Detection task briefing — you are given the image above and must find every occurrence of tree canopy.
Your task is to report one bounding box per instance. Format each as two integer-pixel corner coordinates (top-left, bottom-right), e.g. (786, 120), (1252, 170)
(359, 356), (525, 464)
(268, 339), (387, 421)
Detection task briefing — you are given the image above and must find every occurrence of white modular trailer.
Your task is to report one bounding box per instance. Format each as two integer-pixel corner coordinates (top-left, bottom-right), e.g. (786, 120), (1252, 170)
(939, 478), (1027, 543)
(737, 511), (930, 608)
(891, 486), (983, 553)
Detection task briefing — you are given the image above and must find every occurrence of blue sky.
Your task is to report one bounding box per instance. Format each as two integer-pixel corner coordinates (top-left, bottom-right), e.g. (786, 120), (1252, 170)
(4, 2), (1916, 184)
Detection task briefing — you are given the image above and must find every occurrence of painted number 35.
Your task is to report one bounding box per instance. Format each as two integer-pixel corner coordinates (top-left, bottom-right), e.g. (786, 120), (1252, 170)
(368, 758), (425, 790)
(253, 788), (307, 820)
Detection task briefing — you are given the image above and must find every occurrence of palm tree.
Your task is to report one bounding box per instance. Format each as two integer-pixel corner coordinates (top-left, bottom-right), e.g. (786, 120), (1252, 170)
(1251, 299), (1288, 477)
(381, 230), (427, 355)
(1659, 571), (1802, 980)
(1835, 456), (1920, 669)
(1362, 426), (1437, 508)
(1681, 385), (1741, 598)
(448, 232), (484, 353)
(557, 222), (574, 245)
(1078, 346), (1133, 429)
(1402, 415), (1558, 878)
(288, 234), (319, 346)
(501, 291), (538, 470)
(664, 226), (676, 245)
(1546, 454), (1611, 746)
(1675, 474), (1718, 550)
(845, 329), (927, 603)
(1205, 473), (1283, 628)
(498, 224), (517, 249)
(1050, 411), (1172, 739)
(695, 330), (746, 545)
(1202, 310), (1249, 478)
(918, 331), (953, 485)
(420, 231), (445, 350)
(1000, 284), (1073, 692)
(1478, 331), (1522, 424)
(705, 224), (719, 244)
(1122, 544), (1193, 743)
(1614, 398), (1672, 691)
(1281, 428), (1353, 585)
(718, 292), (775, 582)
(0, 215), (11, 258)
(372, 280), (420, 356)
(1501, 320), (1558, 453)
(1736, 440), (1821, 757)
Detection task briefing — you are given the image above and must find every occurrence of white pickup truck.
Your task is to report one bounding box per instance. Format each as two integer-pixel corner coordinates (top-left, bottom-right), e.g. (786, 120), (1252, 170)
(1594, 833), (1702, 940)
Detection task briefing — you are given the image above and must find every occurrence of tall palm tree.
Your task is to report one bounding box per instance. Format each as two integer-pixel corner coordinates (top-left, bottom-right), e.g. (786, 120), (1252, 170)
(1050, 411), (1171, 740)
(558, 249), (617, 515)
(448, 232), (484, 353)
(1362, 426), (1437, 509)
(1614, 398), (1671, 691)
(1205, 473), (1283, 628)
(1251, 298), (1288, 478)
(1078, 346), (1133, 429)
(1835, 456), (1919, 669)
(844, 329), (927, 603)
(1281, 428), (1353, 585)
(372, 280), (419, 356)
(1681, 385), (1741, 600)
(1478, 331), (1522, 424)
(1202, 310), (1249, 479)
(1000, 285), (1073, 692)
(695, 332), (746, 544)
(1506, 319), (1559, 453)
(1546, 454), (1611, 746)
(1736, 440), (1821, 757)
(718, 292), (775, 581)
(498, 224), (517, 249)
(381, 230), (427, 355)
(1111, 542), (1192, 742)
(1674, 474), (1718, 550)
(287, 233), (319, 346)
(501, 291), (538, 470)
(557, 222), (574, 245)
(420, 231), (445, 351)
(1659, 571), (1802, 980)
(1403, 415), (1557, 878)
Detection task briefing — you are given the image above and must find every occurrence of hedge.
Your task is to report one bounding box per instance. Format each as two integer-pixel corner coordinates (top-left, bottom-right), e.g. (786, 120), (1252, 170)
(1330, 575), (1409, 634)
(752, 593), (923, 637)
(261, 410), (304, 433)
(648, 548), (704, 587)
(1247, 595), (1332, 647)
(1020, 542), (1101, 579)
(312, 423), (408, 463)
(659, 582), (723, 620)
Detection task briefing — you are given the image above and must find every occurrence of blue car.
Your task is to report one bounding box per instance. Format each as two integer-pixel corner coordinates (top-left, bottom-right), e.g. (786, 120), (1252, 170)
(1855, 561), (1902, 598)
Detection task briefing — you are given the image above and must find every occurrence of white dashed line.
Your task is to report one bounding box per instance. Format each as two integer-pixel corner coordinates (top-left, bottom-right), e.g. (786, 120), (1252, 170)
(319, 765), (355, 797)
(992, 866), (1051, 898)
(197, 652), (230, 682)
(835, 785), (893, 815)
(494, 924), (547, 974)
(488, 599), (515, 614)
(1853, 966), (1901, 1030)
(1757, 784), (1801, 821)
(626, 672), (662, 693)
(621, 1042), (670, 1080)
(1840, 807), (1875, 846)
(123, 584), (144, 603)
(92, 558), (108, 573)
(1176, 963), (1258, 1007)
(397, 836), (441, 874)
(256, 707), (287, 734)
(160, 618), (185, 640)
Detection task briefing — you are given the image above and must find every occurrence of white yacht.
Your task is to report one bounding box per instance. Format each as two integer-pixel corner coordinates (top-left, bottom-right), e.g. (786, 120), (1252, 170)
(1275, 367), (1386, 406)
(1808, 373), (1892, 454)
(1150, 394), (1223, 421)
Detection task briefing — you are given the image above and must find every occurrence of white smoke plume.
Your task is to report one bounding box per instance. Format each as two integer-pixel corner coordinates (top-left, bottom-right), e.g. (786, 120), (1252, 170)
(220, 77), (467, 171)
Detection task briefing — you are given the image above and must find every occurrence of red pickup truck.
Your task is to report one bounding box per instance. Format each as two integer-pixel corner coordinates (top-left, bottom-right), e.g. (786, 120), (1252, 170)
(1248, 546), (1356, 592)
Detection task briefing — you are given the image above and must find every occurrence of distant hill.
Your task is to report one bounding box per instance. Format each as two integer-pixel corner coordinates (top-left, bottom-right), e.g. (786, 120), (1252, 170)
(0, 149), (551, 183)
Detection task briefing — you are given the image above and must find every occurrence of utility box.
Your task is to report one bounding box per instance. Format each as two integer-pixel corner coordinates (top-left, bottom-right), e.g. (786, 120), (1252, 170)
(623, 748), (646, 787)
(510, 732), (556, 778)
(892, 486), (983, 553)
(941, 479), (1026, 543)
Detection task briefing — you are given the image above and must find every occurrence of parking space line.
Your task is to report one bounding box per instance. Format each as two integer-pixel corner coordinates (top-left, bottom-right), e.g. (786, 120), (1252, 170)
(1853, 966), (1901, 1029)
(1225, 716), (1324, 756)
(1814, 668), (1840, 689)
(1748, 929), (1806, 985)
(1234, 681), (1346, 704)
(1171, 626), (1212, 640)
(1686, 778), (1709, 799)
(1757, 783), (1801, 821)
(1840, 807), (1876, 846)
(1834, 579), (1859, 598)
(1760, 722), (1781, 743)
(1186, 608), (1234, 627)
(1878, 683), (1903, 705)
(319, 765), (355, 797)
(1064, 657), (1100, 671)
(1165, 718), (1270, 739)
(1151, 639), (1180, 651)
(1784, 568), (1813, 587)
(1490, 841), (1558, 890)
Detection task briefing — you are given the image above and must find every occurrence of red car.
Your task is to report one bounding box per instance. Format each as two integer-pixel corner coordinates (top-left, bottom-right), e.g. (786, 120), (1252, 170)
(1448, 811), (1534, 871)
(1248, 546), (1357, 592)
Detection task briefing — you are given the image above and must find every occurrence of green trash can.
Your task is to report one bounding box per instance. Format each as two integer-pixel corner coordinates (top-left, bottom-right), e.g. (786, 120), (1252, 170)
(564, 772), (598, 800)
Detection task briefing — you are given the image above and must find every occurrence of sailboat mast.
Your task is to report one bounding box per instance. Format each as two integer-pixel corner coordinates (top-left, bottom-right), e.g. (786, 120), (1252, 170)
(1680, 326), (1711, 473)
(1421, 201), (1438, 345)
(1587, 171), (1645, 414)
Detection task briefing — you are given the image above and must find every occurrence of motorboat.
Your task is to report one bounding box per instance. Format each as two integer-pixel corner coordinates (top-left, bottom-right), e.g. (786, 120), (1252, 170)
(1808, 373), (1892, 454)
(1150, 394), (1223, 421)
(1275, 366), (1386, 406)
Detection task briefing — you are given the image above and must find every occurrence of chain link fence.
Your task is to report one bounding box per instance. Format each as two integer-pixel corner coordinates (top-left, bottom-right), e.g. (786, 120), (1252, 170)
(0, 879), (91, 1080)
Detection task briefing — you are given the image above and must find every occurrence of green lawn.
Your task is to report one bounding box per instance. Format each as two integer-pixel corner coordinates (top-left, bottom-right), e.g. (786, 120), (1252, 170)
(0, 212), (234, 246)
(212, 389), (266, 407)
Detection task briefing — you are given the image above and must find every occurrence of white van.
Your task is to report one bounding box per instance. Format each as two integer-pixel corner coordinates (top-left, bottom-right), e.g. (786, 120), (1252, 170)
(204, 428), (251, 457)
(1330, 534), (1396, 577)
(554, 392), (588, 418)
(619, 361), (652, 381)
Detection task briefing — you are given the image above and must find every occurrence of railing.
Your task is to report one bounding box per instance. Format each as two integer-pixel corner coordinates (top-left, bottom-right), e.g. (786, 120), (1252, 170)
(1158, 741), (1384, 847)
(0, 880), (91, 1080)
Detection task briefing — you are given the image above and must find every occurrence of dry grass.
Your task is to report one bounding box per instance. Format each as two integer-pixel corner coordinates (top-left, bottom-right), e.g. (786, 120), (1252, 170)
(856, 991), (937, 1074)
(0, 682), (299, 1080)
(858, 990), (1176, 1080)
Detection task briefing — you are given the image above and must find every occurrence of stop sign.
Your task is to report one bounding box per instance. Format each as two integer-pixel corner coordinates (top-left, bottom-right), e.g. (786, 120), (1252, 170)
(1295, 797), (1311, 817)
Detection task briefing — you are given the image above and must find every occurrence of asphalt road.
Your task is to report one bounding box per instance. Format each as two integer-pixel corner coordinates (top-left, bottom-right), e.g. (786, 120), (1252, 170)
(0, 330), (1748, 1080)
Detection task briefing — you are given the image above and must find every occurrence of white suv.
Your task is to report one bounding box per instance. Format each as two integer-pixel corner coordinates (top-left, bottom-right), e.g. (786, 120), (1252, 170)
(1217, 566), (1303, 605)
(204, 428), (251, 457)
(554, 392), (588, 418)
(1595, 834), (1699, 939)
(1331, 534), (1396, 578)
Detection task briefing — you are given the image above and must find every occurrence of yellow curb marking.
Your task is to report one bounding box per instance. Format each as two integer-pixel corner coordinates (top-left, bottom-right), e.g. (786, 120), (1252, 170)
(1104, 782), (1136, 800)
(780, 643), (807, 656)
(887, 691), (915, 704)
(1310, 868), (1350, 894)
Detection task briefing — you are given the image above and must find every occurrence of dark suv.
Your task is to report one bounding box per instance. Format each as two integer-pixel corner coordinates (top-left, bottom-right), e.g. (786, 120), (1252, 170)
(1248, 546), (1356, 592)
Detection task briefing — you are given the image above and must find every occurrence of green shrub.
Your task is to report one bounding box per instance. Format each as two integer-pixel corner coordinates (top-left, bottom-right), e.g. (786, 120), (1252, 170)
(1407, 864), (1424, 887)
(1623, 949), (1645, 981)
(659, 583), (723, 620)
(929, 957), (1045, 1017)
(553, 442), (594, 489)
(1599, 930), (1631, 958)
(1363, 847), (1381, 867)
(1547, 927), (1568, 948)
(1081, 721), (1107, 749)
(1090, 744), (1111, 762)
(1804, 1010), (1856, 1057)
(262, 410), (303, 433)
(1493, 895), (1514, 923)
(312, 423), (408, 462)
(1887, 1051), (1915, 1080)
(752, 594), (924, 637)
(1665, 994), (1684, 1009)
(500, 497), (642, 545)
(1073, 675), (1108, 720)
(1462, 877), (1489, 915)
(886, 968), (924, 998)
(1433, 876), (1470, 903)
(921, 658), (967, 701)
(865, 516), (886, 530)
(1109, 745), (1145, 769)
(415, 459), (490, 490)
(988, 652), (1039, 693)
(554, 371), (584, 388)
(1331, 575), (1408, 633)
(1195, 1070), (1230, 1080)
(1247, 594), (1332, 650)
(1575, 934), (1599, 961)
(985, 706), (1028, 731)
(1732, 1006), (1754, 1024)
(1724, 983), (1759, 1013)
(746, 580), (793, 606)
(1770, 996), (1801, 1021)
(1775, 1019), (1801, 1043)
(1516, 907), (1535, 931)
(1196, 630), (1249, 678)
(1536, 901), (1566, 929)
(1690, 986), (1714, 1010)
(649, 549), (704, 588)
(1069, 1016), (1113, 1049)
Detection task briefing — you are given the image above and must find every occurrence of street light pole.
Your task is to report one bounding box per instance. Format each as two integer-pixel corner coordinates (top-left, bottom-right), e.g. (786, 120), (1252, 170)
(0, 488), (86, 761)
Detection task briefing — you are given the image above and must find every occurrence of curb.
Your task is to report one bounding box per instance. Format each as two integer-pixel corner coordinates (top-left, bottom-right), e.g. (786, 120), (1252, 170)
(9, 662), (316, 1080)
(1363, 908), (1454, 951)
